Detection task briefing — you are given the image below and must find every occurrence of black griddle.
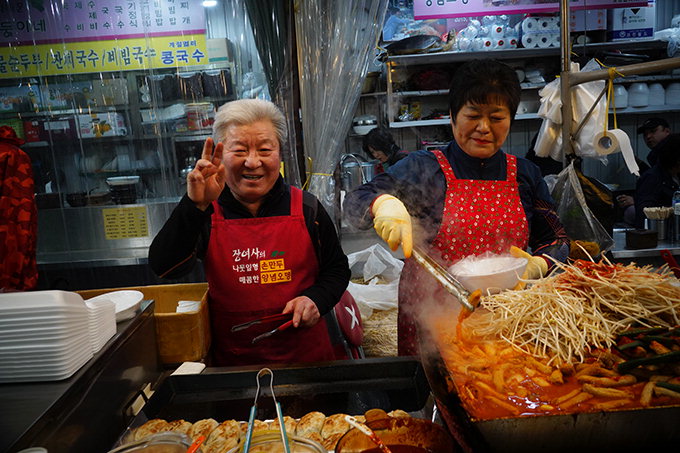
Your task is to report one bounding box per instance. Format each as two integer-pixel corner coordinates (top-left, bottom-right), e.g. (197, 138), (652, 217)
(124, 357), (433, 436)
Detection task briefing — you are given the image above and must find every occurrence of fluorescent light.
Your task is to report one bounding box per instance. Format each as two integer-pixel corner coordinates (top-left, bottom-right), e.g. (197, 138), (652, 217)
(202, 0), (217, 6)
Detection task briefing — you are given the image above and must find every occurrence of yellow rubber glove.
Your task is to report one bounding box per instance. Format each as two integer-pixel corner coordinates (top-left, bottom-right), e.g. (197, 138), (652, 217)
(371, 194), (413, 258)
(510, 246), (548, 280)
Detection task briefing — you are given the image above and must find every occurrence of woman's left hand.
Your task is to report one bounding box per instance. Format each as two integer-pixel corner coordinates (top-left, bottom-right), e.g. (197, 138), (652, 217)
(282, 296), (320, 328)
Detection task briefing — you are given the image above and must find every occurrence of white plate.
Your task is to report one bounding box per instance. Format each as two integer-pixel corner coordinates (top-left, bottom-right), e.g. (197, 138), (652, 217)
(87, 290), (143, 322)
(106, 176), (140, 186)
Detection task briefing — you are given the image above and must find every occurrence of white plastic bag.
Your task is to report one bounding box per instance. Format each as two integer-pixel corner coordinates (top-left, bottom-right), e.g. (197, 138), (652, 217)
(346, 244), (403, 319)
(534, 59), (607, 163)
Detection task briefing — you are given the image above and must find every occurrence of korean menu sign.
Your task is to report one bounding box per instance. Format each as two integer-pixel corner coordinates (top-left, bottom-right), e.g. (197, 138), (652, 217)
(413, 0), (650, 20)
(0, 0), (207, 78)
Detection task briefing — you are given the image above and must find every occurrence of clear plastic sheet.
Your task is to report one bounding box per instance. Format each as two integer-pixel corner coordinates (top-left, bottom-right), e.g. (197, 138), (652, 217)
(295, 0), (388, 218)
(245, 0), (301, 187)
(0, 0), (269, 261)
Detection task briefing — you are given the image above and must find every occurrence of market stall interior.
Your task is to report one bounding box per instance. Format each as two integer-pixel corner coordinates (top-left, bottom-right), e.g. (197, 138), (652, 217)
(4, 1), (680, 452)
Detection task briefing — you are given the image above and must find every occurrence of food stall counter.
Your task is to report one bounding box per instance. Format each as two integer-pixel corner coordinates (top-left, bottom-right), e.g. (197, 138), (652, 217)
(0, 302), (163, 453)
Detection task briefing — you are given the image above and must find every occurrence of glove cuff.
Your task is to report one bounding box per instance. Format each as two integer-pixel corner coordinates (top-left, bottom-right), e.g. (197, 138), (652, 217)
(371, 194), (396, 216)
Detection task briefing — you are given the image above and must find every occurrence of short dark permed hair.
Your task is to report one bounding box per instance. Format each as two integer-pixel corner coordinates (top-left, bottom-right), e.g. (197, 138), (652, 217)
(448, 59), (520, 123)
(362, 127), (399, 158)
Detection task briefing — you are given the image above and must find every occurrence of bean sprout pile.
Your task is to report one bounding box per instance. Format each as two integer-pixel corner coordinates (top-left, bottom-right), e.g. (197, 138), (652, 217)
(464, 258), (680, 365)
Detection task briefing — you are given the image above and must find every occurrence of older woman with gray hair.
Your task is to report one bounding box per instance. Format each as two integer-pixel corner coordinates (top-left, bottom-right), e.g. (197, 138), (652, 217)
(149, 99), (351, 366)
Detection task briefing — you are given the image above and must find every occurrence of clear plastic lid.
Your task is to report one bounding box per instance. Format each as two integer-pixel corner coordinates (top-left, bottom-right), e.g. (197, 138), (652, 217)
(107, 432), (199, 453)
(228, 432), (325, 453)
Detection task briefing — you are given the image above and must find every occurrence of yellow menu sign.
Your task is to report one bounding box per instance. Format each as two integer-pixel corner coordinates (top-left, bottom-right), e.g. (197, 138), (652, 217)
(102, 206), (149, 240)
(0, 34), (207, 78)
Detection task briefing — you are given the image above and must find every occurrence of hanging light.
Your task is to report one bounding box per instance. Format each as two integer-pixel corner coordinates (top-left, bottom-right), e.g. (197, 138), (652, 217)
(202, 0), (217, 7)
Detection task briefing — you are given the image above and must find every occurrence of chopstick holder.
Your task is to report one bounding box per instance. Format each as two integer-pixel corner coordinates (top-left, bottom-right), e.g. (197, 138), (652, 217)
(243, 368), (291, 453)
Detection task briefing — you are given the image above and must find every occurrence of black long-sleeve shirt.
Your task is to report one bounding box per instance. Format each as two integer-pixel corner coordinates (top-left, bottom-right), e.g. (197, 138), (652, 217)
(148, 177), (350, 315)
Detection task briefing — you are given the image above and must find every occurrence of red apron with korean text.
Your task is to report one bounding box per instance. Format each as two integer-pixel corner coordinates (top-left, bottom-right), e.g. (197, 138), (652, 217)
(397, 150), (529, 355)
(204, 187), (334, 366)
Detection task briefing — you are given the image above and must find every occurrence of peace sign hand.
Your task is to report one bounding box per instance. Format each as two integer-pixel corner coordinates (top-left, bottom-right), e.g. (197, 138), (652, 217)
(187, 137), (226, 211)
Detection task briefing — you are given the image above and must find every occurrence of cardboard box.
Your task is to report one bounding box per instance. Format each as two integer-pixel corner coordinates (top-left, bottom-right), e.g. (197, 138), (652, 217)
(77, 112), (128, 138)
(607, 2), (656, 41)
(23, 120), (42, 142)
(78, 283), (210, 365)
(570, 9), (606, 32)
(41, 81), (95, 110)
(40, 117), (77, 140)
(0, 85), (41, 112)
(0, 118), (24, 139)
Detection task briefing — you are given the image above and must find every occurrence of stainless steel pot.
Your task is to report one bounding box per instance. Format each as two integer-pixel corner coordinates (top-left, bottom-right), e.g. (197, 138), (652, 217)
(340, 154), (380, 192)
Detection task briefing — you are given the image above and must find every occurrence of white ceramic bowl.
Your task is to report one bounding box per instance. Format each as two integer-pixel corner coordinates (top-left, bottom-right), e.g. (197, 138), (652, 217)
(449, 255), (528, 294)
(352, 124), (377, 135)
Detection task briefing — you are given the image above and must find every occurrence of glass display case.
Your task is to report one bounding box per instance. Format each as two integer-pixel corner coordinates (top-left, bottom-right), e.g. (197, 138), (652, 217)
(0, 0), (270, 286)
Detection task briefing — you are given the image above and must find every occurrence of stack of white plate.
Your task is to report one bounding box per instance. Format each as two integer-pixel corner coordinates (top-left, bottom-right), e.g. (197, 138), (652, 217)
(85, 298), (117, 353)
(86, 290), (143, 322)
(0, 291), (94, 383)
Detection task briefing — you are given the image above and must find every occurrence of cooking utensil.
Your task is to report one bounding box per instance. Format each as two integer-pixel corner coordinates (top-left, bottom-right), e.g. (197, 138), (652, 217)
(411, 246), (475, 312)
(384, 35), (442, 56)
(344, 415), (392, 453)
(660, 249), (680, 279)
(243, 368), (291, 453)
(231, 313), (293, 332)
(251, 320), (294, 344)
(185, 434), (205, 453)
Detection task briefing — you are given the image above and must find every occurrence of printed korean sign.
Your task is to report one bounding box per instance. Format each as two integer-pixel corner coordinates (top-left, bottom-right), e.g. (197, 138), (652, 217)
(0, 0), (207, 77)
(231, 248), (293, 285)
(0, 35), (207, 77)
(0, 0), (205, 44)
(413, 0), (650, 20)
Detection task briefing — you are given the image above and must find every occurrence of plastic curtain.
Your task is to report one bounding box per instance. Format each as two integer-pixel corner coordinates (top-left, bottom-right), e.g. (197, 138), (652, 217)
(294, 0), (388, 218)
(245, 0), (301, 187)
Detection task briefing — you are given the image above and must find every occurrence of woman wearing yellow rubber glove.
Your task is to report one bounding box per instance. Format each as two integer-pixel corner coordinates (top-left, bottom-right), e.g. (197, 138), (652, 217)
(344, 59), (569, 356)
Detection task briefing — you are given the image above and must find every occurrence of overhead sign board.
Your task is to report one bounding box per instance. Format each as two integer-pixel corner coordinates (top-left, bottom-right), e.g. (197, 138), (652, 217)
(413, 0), (650, 20)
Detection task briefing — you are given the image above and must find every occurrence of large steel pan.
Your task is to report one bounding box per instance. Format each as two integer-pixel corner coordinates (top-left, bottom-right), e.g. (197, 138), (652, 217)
(419, 334), (680, 453)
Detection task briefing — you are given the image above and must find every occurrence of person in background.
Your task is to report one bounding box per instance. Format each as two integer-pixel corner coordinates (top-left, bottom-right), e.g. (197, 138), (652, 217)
(0, 125), (38, 292)
(362, 127), (408, 172)
(382, 6), (408, 41)
(343, 59), (569, 356)
(633, 133), (680, 229)
(149, 99), (351, 366)
(616, 117), (672, 225)
(639, 117), (671, 168)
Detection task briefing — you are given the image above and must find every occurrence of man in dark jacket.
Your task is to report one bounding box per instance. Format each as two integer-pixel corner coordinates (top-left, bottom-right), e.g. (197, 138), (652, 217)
(634, 133), (680, 229)
(639, 117), (671, 168)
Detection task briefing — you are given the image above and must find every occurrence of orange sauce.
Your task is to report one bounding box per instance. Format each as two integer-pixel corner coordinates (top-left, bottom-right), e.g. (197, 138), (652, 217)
(432, 310), (678, 420)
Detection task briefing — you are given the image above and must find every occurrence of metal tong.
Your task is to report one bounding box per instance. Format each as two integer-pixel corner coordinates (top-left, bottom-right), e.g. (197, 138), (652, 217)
(231, 313), (294, 344)
(411, 245), (475, 312)
(243, 368), (291, 453)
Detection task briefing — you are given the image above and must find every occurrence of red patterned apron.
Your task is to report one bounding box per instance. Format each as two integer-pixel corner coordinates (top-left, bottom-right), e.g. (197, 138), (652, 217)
(397, 150), (529, 355)
(204, 186), (335, 366)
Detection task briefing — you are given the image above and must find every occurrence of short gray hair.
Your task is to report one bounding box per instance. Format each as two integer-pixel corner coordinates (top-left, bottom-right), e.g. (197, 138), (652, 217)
(213, 99), (288, 148)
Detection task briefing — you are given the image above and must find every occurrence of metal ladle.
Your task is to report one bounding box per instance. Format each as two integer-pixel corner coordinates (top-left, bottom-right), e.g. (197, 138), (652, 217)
(411, 246), (476, 312)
